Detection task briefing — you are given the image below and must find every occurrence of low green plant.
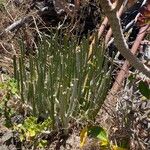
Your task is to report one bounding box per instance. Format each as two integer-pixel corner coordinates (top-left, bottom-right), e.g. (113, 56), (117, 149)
(14, 116), (52, 148)
(13, 32), (112, 129)
(0, 77), (18, 127)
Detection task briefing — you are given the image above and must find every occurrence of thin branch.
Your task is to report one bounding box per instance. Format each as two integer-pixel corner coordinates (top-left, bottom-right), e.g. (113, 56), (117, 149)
(0, 7), (49, 39)
(105, 1), (126, 45)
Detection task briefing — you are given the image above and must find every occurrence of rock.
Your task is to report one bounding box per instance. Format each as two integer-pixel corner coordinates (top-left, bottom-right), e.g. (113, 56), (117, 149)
(1, 131), (13, 144)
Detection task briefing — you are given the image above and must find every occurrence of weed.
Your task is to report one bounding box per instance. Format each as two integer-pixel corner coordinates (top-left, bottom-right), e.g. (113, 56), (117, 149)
(14, 116), (52, 148)
(0, 77), (18, 127)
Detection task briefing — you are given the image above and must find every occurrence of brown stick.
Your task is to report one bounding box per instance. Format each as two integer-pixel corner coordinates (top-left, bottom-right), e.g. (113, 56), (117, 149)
(88, 17), (108, 59)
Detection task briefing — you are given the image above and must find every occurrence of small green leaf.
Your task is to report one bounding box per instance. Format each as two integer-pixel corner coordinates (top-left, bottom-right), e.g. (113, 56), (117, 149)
(88, 126), (109, 146)
(38, 140), (48, 148)
(28, 129), (36, 137)
(138, 81), (150, 99)
(19, 134), (24, 142)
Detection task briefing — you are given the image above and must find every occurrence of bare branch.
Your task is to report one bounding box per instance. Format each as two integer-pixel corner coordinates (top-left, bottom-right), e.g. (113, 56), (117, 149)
(99, 0), (150, 78)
